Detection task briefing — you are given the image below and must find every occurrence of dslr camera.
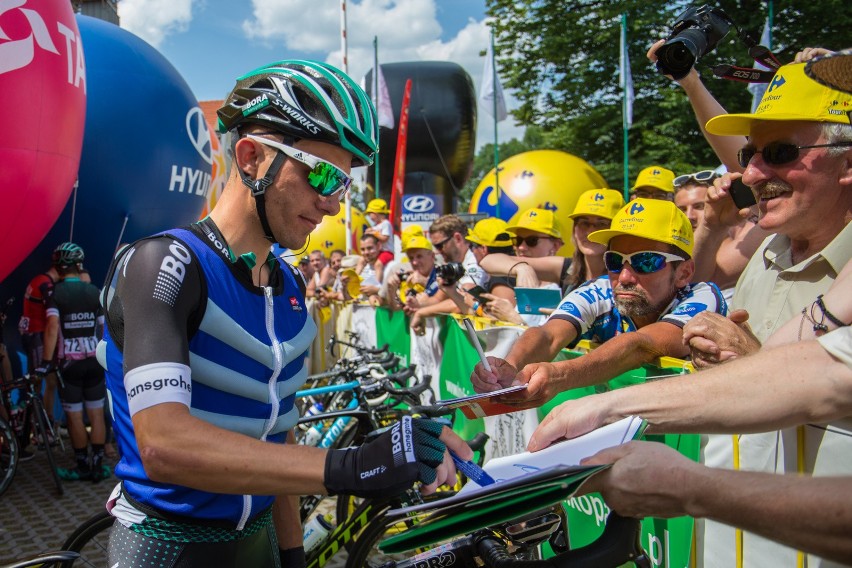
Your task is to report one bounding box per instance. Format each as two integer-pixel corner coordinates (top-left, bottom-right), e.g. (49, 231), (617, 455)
(436, 262), (466, 286)
(656, 5), (734, 80)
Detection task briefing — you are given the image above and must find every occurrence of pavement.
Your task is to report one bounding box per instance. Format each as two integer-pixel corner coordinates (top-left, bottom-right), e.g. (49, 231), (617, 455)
(0, 440), (117, 564)
(0, 441), (348, 567)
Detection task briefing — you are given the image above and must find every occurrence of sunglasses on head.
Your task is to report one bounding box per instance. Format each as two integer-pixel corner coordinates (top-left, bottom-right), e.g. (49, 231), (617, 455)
(673, 170), (717, 188)
(247, 135), (353, 199)
(513, 235), (551, 247)
(604, 250), (686, 275)
(737, 141), (852, 168)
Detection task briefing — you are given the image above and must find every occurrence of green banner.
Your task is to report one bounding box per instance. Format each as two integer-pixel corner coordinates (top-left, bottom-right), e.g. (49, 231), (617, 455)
(374, 307), (411, 367)
(436, 315), (484, 441)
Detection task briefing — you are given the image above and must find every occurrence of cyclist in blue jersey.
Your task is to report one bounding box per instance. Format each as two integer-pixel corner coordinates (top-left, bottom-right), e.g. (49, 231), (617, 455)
(99, 61), (470, 568)
(471, 199), (727, 409)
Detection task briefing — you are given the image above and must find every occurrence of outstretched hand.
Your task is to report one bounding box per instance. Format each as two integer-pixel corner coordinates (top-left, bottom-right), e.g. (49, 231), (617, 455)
(579, 441), (701, 519)
(683, 309), (761, 368)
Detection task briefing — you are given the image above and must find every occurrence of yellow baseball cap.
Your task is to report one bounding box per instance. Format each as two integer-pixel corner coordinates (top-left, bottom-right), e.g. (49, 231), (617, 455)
(706, 62), (852, 136)
(365, 198), (389, 214)
(588, 199), (694, 257)
(466, 218), (513, 247)
(401, 224), (424, 239)
(505, 208), (563, 239)
(568, 189), (626, 220)
(631, 166), (675, 194)
(402, 235), (433, 252)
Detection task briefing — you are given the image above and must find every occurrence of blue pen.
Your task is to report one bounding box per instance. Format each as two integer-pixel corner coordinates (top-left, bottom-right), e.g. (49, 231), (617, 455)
(450, 450), (496, 486)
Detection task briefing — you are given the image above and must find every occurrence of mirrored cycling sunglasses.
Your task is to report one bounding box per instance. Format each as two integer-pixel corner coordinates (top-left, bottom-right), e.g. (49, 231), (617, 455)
(513, 235), (551, 247)
(737, 141), (852, 168)
(673, 170), (717, 188)
(247, 135), (353, 198)
(604, 250), (686, 274)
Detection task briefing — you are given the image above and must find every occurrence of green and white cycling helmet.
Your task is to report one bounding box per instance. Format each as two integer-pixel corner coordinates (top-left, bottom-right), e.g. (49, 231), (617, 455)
(217, 60), (378, 168)
(52, 242), (85, 266)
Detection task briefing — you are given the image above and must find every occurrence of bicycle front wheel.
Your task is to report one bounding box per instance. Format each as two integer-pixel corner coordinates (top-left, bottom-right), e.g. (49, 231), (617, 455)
(0, 416), (18, 496)
(32, 399), (63, 496)
(60, 510), (115, 567)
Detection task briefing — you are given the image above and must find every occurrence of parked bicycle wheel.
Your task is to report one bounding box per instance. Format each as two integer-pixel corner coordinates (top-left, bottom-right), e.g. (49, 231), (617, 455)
(59, 510), (115, 568)
(0, 416), (18, 496)
(31, 399), (63, 496)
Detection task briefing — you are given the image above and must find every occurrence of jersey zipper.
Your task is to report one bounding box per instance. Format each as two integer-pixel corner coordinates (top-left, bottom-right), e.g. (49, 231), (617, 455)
(238, 286), (284, 531)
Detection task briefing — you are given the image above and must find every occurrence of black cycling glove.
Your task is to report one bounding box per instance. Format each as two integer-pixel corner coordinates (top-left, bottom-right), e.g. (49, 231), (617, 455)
(324, 416), (446, 499)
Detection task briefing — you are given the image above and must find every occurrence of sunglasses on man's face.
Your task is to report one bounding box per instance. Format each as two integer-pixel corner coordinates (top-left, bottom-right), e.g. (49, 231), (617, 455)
(247, 135), (353, 199)
(737, 141), (852, 168)
(433, 236), (453, 251)
(604, 250), (686, 275)
(513, 235), (551, 248)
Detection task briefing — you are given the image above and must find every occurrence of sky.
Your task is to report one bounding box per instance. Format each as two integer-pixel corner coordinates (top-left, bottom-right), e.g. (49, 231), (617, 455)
(117, 0), (525, 152)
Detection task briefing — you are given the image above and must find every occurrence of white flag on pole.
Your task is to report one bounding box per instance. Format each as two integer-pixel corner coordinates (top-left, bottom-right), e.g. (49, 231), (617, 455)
(480, 41), (508, 121)
(375, 64), (395, 129)
(619, 17), (635, 129)
(747, 18), (772, 112)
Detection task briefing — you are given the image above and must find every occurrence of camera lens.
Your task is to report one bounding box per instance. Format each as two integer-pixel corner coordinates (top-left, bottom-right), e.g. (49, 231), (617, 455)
(656, 35), (701, 80)
(436, 262), (466, 286)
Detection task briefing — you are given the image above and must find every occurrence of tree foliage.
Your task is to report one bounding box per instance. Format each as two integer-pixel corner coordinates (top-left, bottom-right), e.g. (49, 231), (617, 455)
(482, 0), (852, 189)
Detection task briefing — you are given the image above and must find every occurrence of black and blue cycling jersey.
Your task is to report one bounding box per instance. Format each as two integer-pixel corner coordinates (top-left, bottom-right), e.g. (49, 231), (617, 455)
(100, 218), (314, 530)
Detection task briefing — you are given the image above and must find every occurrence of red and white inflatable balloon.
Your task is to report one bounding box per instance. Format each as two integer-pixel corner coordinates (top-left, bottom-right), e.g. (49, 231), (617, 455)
(0, 0), (86, 282)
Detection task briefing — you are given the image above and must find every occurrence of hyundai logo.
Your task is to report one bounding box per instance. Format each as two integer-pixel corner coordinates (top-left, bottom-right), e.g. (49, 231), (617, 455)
(404, 195), (435, 213)
(186, 107), (213, 165)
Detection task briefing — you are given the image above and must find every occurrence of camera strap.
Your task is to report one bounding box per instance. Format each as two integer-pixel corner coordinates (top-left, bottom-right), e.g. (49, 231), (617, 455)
(711, 62), (777, 84)
(710, 20), (783, 85)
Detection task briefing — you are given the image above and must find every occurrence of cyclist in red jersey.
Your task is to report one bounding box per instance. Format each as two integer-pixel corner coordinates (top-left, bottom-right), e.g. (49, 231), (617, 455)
(18, 257), (60, 425)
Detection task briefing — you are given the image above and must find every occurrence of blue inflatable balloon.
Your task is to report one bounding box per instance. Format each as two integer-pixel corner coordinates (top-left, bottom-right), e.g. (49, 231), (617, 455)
(1, 15), (210, 373)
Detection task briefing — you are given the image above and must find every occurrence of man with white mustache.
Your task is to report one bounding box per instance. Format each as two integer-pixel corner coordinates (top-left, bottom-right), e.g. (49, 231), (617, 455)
(683, 61), (852, 567)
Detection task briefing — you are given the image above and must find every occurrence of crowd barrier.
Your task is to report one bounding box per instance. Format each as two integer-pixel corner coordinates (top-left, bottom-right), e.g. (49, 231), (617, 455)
(307, 300), (699, 567)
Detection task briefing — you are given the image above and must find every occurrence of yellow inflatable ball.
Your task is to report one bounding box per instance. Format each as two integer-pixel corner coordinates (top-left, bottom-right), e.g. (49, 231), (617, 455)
(307, 206), (367, 256)
(469, 150), (608, 256)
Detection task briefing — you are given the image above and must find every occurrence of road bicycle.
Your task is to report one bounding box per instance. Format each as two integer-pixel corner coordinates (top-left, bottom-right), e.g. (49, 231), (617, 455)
(0, 374), (64, 496)
(0, 415), (17, 497)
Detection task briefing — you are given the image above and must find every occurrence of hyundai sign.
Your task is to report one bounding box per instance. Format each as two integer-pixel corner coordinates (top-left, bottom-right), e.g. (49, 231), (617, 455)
(402, 194), (443, 231)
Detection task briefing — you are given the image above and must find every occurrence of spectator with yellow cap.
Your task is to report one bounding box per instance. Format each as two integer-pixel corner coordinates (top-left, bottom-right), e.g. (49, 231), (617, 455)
(443, 217), (517, 320)
(676, 60), (852, 567)
(383, 235), (447, 313)
(480, 189), (624, 294)
(564, 189), (625, 291)
(471, 199), (726, 407)
(364, 198), (395, 266)
(630, 165), (675, 201)
(465, 217), (516, 302)
(475, 209), (567, 326)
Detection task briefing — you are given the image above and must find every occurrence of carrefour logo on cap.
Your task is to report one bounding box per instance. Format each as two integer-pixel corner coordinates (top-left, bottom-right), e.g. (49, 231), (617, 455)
(594, 193), (604, 201)
(528, 210), (537, 217)
(652, 169), (661, 176)
(629, 202), (645, 215)
(768, 74), (786, 93)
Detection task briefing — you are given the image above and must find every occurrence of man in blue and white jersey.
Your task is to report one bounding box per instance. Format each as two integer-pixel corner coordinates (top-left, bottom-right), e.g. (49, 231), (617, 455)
(99, 61), (469, 568)
(471, 199), (726, 408)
